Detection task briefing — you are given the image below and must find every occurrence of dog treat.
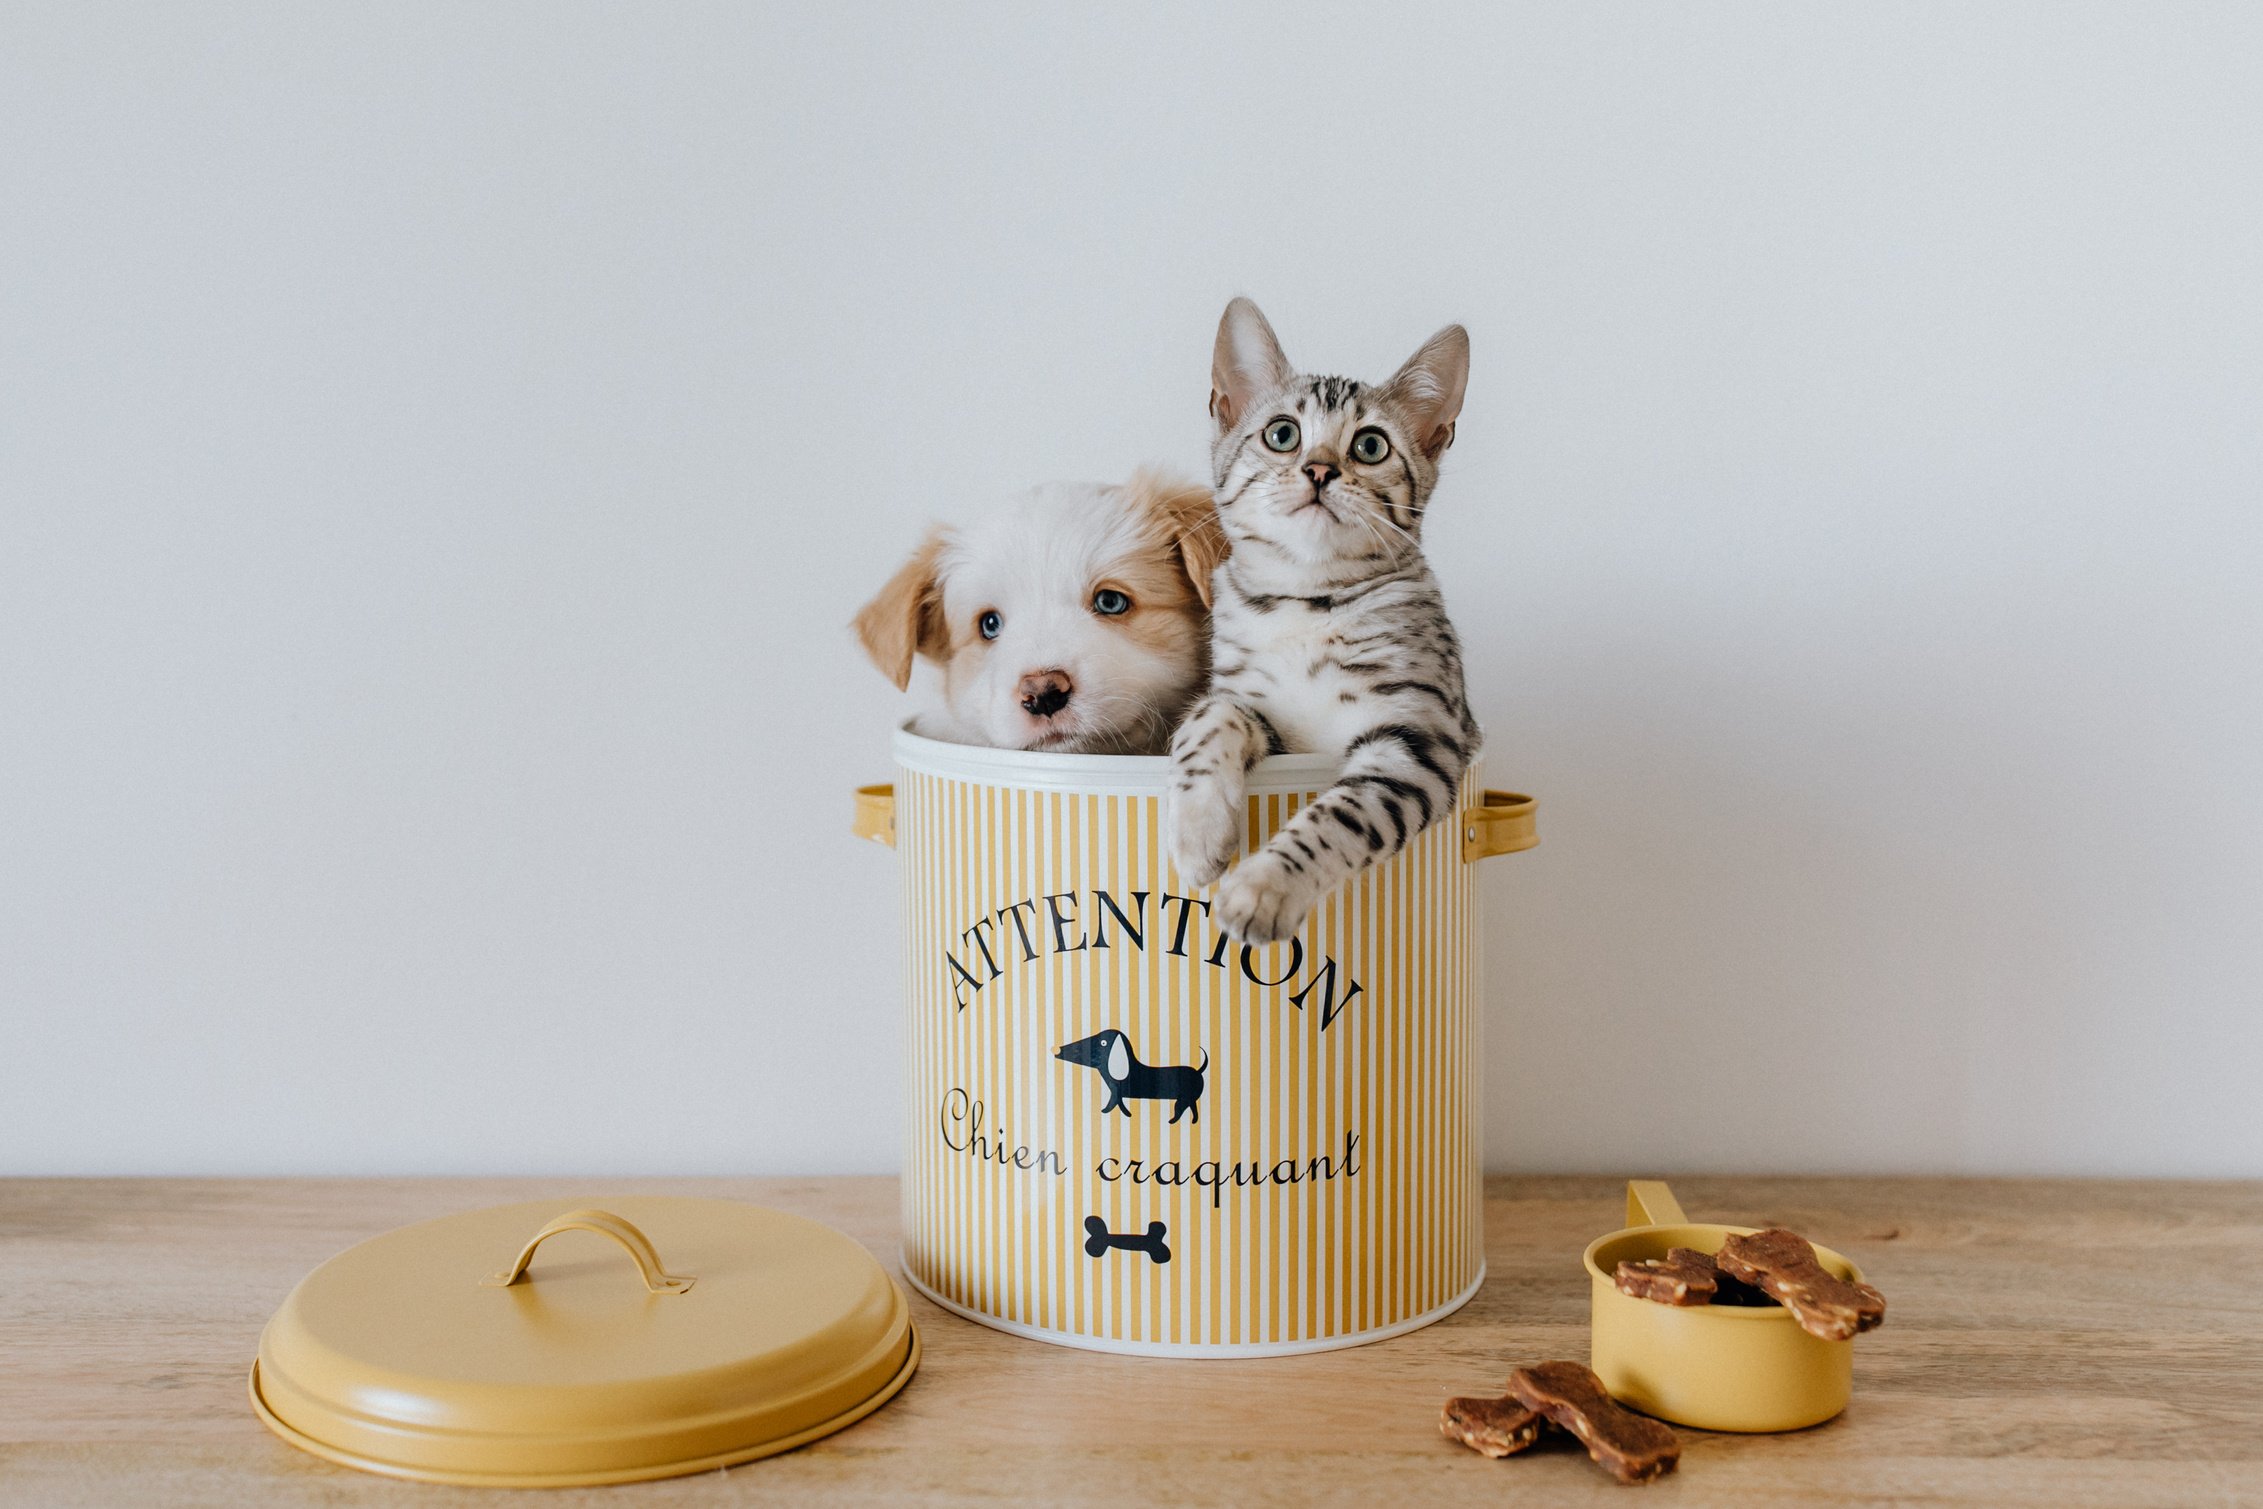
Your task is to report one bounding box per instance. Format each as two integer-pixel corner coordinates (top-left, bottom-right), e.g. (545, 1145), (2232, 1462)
(1614, 1246), (1773, 1307)
(1615, 1247), (1721, 1306)
(1708, 1267), (1776, 1307)
(1715, 1227), (1886, 1341)
(1507, 1361), (1680, 1485)
(1438, 1393), (1546, 1458)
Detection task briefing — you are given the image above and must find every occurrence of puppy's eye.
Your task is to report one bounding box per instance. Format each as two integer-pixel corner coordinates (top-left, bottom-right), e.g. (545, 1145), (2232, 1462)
(1262, 418), (1301, 453)
(978, 610), (1002, 640)
(1351, 428), (1391, 464)
(1092, 588), (1131, 616)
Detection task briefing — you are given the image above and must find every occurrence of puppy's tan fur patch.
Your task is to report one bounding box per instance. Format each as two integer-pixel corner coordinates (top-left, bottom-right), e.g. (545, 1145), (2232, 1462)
(1124, 468), (1230, 609)
(1103, 470), (1226, 683)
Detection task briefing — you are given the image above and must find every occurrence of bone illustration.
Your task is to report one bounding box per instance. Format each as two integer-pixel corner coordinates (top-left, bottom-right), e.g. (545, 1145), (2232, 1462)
(1054, 1030), (1207, 1124)
(1083, 1216), (1170, 1264)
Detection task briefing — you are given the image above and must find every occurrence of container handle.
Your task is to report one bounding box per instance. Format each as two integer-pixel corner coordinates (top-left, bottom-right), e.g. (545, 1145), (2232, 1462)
(853, 784), (896, 848)
(482, 1208), (696, 1295)
(1626, 1180), (1689, 1227)
(1462, 790), (1538, 861)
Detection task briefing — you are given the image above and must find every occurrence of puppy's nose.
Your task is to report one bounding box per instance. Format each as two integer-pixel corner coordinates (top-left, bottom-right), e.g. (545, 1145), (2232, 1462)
(1303, 461), (1339, 489)
(1018, 670), (1073, 719)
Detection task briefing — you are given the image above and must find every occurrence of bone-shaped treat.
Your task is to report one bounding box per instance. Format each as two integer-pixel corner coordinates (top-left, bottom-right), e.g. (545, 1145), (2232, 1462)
(1714, 1227), (1886, 1341)
(1507, 1361), (1681, 1485)
(1083, 1216), (1170, 1264)
(1439, 1393), (1545, 1458)
(1617, 1246), (1774, 1309)
(1614, 1246), (1721, 1306)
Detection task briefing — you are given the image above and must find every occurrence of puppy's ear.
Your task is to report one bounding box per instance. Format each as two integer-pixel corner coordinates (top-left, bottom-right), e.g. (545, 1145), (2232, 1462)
(1126, 470), (1229, 608)
(1383, 323), (1470, 460)
(1211, 296), (1294, 433)
(853, 528), (952, 691)
(1175, 503), (1229, 610)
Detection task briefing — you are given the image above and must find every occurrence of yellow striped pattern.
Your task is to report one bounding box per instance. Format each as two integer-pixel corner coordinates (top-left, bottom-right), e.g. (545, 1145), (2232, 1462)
(897, 757), (1484, 1355)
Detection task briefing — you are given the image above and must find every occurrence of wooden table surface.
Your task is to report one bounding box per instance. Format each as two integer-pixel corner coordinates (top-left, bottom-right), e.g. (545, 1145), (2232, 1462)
(3, 1176), (2258, 1507)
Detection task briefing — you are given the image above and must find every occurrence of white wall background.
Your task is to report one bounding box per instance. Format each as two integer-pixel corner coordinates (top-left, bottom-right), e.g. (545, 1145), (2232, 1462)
(5, 3), (2259, 1178)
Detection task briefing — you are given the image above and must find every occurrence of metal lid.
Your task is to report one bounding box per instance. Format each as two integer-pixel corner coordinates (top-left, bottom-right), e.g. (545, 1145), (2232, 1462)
(250, 1196), (918, 1487)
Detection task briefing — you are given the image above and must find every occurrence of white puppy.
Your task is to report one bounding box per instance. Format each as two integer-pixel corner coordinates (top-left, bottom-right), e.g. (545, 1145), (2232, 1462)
(856, 473), (1225, 755)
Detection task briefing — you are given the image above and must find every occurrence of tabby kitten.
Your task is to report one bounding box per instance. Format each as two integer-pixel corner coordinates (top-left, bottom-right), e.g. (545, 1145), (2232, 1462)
(1164, 298), (1478, 943)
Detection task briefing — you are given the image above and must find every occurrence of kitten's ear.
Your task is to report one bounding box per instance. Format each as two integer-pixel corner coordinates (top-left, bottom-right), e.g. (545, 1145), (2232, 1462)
(1211, 297), (1294, 432)
(853, 528), (952, 691)
(1384, 323), (1470, 459)
(1127, 470), (1230, 608)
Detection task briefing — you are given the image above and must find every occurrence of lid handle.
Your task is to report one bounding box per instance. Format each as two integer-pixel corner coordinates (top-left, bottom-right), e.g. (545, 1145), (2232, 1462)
(482, 1208), (696, 1295)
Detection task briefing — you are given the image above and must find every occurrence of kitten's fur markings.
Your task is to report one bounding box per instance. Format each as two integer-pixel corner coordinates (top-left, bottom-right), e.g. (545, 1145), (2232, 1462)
(1164, 298), (1478, 942)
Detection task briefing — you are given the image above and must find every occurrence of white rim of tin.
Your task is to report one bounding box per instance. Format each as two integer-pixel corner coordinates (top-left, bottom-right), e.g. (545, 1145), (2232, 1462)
(893, 725), (1341, 796)
(899, 1264), (1487, 1360)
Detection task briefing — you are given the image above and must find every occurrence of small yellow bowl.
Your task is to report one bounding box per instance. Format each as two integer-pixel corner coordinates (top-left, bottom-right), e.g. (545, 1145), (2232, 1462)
(1584, 1181), (1864, 1433)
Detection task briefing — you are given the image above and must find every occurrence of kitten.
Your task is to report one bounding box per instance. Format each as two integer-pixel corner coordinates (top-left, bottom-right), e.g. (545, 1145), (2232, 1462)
(1163, 298), (1478, 942)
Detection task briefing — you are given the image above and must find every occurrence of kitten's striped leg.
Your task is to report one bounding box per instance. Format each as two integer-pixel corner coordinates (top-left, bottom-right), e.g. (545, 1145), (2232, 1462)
(1164, 695), (1268, 887)
(1213, 722), (1467, 943)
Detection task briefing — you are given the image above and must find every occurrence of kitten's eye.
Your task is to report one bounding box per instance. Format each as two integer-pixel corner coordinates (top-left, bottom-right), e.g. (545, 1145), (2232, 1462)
(978, 610), (1002, 640)
(1262, 418), (1301, 453)
(1092, 588), (1131, 616)
(1351, 428), (1391, 464)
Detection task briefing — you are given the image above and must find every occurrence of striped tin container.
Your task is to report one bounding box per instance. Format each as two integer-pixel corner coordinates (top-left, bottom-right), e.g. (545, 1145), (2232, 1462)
(853, 727), (1536, 1357)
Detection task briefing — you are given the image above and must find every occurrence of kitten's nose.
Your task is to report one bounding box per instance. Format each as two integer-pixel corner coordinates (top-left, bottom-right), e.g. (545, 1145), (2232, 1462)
(1018, 670), (1073, 719)
(1303, 461), (1339, 489)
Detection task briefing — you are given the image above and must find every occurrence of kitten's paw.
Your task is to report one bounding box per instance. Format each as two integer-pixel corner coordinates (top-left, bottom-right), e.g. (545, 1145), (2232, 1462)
(1213, 851), (1321, 944)
(1164, 777), (1243, 888)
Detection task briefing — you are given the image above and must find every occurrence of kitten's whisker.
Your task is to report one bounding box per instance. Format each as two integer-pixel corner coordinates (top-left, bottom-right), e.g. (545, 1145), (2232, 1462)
(1349, 505), (1418, 559)
(1358, 501), (1423, 550)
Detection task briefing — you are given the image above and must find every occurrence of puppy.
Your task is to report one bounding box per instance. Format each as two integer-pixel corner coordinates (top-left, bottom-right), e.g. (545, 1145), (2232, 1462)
(855, 473), (1226, 755)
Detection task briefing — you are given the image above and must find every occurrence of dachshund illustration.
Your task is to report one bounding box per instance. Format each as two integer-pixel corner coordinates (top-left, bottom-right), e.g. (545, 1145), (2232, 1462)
(1054, 1030), (1207, 1124)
